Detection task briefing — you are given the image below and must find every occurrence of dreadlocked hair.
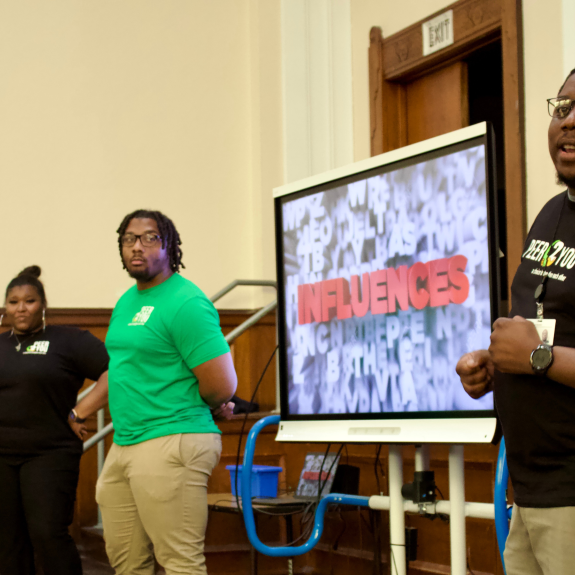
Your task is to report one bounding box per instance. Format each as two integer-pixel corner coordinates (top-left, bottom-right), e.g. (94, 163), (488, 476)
(559, 68), (575, 94)
(116, 209), (185, 273)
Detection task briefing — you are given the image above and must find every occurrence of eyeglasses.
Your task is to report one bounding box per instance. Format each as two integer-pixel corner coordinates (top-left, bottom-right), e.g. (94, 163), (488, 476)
(120, 233), (162, 247)
(547, 97), (575, 119)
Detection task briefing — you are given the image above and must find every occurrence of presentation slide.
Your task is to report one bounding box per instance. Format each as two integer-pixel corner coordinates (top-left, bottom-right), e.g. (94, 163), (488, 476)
(280, 144), (494, 416)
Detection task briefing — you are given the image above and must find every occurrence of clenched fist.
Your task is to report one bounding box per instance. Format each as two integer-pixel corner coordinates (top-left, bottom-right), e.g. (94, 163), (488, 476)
(456, 349), (494, 399)
(489, 316), (541, 374)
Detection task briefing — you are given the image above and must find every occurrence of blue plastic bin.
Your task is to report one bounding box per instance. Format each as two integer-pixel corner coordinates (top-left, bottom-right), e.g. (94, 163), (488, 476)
(226, 465), (283, 498)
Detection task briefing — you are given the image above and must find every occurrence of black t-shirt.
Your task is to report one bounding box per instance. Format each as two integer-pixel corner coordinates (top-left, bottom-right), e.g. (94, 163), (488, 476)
(495, 190), (575, 507)
(0, 325), (109, 457)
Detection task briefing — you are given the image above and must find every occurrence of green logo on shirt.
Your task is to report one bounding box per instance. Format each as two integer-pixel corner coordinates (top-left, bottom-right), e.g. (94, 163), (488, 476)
(23, 341), (50, 355)
(129, 306), (155, 326)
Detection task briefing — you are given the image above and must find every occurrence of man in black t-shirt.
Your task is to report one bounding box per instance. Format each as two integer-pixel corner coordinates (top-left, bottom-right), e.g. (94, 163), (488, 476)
(457, 68), (575, 575)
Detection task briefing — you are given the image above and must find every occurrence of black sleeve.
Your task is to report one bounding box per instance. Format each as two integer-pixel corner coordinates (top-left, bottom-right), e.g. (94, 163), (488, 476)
(71, 329), (109, 381)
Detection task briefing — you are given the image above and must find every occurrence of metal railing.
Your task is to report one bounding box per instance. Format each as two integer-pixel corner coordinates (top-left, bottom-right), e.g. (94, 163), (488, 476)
(81, 279), (277, 456)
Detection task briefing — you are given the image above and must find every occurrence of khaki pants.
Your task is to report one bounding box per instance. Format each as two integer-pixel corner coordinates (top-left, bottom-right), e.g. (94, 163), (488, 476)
(504, 504), (575, 575)
(96, 433), (221, 575)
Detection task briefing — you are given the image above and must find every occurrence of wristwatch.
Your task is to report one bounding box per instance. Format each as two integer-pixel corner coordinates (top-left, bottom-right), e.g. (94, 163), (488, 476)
(530, 344), (554, 376)
(69, 408), (87, 424)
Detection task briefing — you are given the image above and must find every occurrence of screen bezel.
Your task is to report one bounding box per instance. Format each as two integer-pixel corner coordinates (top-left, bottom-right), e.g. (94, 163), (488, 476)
(273, 123), (499, 442)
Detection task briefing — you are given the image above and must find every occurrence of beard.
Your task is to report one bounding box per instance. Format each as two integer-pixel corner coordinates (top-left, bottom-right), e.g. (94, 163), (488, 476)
(557, 170), (575, 191)
(123, 258), (154, 282)
(128, 268), (153, 281)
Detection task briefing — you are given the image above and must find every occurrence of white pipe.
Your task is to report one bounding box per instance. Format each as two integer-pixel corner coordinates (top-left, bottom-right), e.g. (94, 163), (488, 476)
(388, 445), (407, 575)
(449, 445), (466, 575)
(414, 445), (430, 472)
(97, 408), (105, 526)
(368, 495), (495, 520)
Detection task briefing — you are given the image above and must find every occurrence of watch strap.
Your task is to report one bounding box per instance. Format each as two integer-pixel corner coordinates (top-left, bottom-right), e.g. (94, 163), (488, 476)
(69, 408), (87, 424)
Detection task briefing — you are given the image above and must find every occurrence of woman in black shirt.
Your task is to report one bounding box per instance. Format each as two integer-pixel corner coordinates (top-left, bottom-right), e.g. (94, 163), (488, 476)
(0, 266), (109, 575)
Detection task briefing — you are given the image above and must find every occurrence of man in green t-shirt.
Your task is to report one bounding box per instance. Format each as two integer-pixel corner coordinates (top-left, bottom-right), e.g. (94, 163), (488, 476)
(96, 209), (237, 575)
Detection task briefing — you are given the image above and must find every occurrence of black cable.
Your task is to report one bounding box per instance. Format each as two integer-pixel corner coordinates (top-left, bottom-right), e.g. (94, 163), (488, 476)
(320, 444), (344, 497)
(390, 545), (402, 575)
(361, 509), (373, 534)
(233, 345), (278, 515)
(467, 546), (476, 574)
(292, 443), (345, 547)
(332, 508), (346, 551)
(316, 443), (332, 505)
(374, 444), (382, 494)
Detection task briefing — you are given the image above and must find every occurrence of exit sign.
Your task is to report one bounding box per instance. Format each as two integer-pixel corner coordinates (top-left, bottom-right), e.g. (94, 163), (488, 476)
(422, 10), (454, 56)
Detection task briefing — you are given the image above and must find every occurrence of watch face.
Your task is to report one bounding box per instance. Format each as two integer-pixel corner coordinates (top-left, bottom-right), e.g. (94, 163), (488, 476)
(532, 347), (553, 370)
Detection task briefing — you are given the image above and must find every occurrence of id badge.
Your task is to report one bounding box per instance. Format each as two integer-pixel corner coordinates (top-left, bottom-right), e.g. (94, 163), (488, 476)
(527, 318), (556, 345)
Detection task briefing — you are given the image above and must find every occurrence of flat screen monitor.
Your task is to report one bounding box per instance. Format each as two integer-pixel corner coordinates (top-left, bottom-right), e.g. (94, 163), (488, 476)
(274, 123), (499, 444)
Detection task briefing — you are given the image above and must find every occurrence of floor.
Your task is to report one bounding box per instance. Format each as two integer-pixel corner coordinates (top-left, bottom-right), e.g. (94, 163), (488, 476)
(77, 528), (166, 575)
(76, 528), (114, 575)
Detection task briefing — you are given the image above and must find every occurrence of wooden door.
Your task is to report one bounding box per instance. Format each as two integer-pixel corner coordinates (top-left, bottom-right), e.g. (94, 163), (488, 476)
(405, 61), (469, 145)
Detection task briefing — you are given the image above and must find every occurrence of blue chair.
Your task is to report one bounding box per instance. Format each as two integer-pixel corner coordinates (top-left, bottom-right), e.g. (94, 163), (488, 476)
(494, 438), (513, 574)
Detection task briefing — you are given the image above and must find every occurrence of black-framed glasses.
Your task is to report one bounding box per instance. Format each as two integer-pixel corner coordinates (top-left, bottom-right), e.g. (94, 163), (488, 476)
(547, 97), (575, 119)
(121, 233), (162, 248)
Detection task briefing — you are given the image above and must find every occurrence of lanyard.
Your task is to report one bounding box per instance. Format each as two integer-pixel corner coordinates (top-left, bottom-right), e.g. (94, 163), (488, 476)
(534, 193), (567, 319)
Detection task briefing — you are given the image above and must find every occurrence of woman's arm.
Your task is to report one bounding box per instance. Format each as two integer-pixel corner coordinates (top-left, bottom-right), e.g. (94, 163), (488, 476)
(69, 370), (109, 439)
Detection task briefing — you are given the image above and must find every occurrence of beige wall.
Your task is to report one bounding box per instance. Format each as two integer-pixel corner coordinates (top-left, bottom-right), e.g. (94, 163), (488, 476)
(523, 0), (568, 226)
(0, 0), (283, 309)
(3, 0), (569, 310)
(248, 0), (284, 305)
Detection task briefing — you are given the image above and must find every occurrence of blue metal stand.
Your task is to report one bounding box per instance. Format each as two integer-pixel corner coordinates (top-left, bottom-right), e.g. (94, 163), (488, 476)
(494, 438), (512, 574)
(241, 415), (370, 557)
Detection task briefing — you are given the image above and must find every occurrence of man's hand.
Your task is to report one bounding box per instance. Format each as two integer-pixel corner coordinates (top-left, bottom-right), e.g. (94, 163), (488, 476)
(489, 316), (541, 374)
(211, 402), (235, 421)
(69, 420), (88, 440)
(456, 350), (494, 398)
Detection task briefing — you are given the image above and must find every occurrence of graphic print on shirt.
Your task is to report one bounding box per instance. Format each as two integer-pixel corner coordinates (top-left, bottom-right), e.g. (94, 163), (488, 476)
(129, 306), (155, 326)
(22, 341), (50, 355)
(522, 238), (575, 282)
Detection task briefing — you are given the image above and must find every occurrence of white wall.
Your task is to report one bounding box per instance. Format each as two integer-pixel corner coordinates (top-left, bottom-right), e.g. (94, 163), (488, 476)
(0, 0), (283, 309)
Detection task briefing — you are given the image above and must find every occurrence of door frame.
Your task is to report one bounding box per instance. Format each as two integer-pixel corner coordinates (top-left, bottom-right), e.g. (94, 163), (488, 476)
(369, 0), (525, 298)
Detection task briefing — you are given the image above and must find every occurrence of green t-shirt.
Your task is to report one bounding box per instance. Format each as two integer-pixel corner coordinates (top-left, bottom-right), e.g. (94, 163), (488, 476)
(106, 273), (229, 445)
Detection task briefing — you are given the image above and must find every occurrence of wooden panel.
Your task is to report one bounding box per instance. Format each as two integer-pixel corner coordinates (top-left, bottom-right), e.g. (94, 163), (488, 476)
(1, 307), (278, 538)
(370, 26), (408, 155)
(220, 311), (278, 412)
(382, 0), (501, 81)
(369, 27), (385, 156)
(405, 61), (469, 145)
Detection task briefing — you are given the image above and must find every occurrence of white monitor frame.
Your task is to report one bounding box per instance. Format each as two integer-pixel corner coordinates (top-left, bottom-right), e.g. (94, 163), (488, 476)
(274, 123), (498, 444)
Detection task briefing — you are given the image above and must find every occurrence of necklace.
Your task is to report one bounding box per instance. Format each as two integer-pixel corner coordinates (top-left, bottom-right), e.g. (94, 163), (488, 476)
(12, 330), (40, 352)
